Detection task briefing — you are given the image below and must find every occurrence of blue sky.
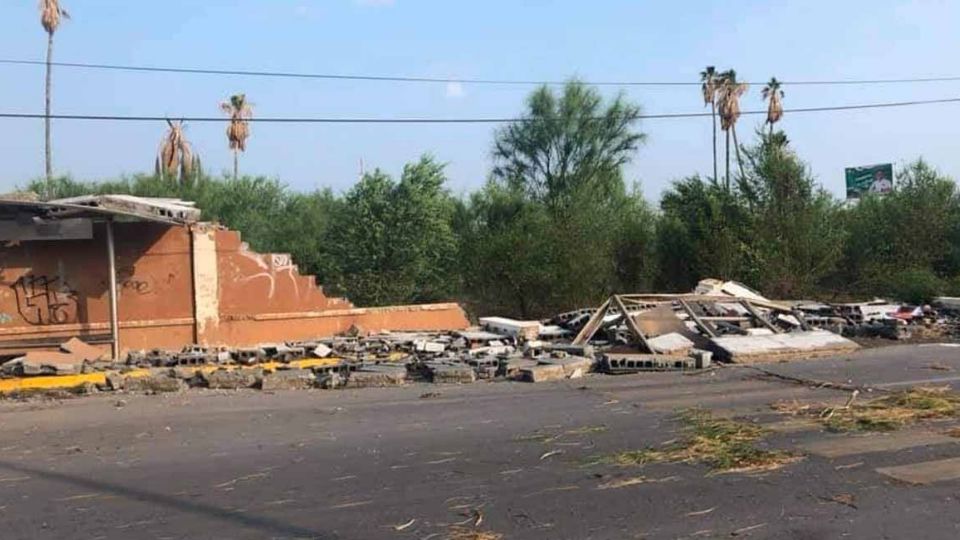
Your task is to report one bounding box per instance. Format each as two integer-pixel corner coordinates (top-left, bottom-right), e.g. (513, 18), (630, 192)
(1, 0), (959, 201)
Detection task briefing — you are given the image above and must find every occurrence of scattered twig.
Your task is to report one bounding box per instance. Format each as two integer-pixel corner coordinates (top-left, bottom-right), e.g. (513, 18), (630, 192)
(539, 449), (563, 460)
(393, 518), (416, 531)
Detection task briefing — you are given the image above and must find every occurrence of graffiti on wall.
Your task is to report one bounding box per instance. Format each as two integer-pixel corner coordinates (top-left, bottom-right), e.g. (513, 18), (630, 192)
(117, 267), (156, 295)
(238, 251), (300, 300)
(12, 275), (79, 325)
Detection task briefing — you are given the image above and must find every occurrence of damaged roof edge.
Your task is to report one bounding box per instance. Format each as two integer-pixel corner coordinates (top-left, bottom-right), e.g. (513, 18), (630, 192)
(0, 194), (201, 225)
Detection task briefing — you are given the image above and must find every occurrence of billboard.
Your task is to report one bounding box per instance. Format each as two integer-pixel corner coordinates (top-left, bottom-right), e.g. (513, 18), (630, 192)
(845, 163), (893, 199)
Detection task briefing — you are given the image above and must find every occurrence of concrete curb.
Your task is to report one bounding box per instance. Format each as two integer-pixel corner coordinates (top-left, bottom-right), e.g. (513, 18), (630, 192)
(0, 358), (343, 395)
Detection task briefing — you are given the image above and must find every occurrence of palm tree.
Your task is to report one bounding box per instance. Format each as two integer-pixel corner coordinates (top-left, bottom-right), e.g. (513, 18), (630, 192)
(717, 69), (748, 189)
(762, 77), (784, 135)
(156, 119), (200, 185)
(220, 94), (252, 180)
(700, 66), (719, 182)
(39, 0), (69, 192)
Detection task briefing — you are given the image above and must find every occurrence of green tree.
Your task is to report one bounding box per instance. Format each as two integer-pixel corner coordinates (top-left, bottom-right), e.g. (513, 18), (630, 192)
(840, 159), (960, 299)
(491, 81), (645, 204)
(464, 82), (655, 317)
(326, 156), (458, 306)
(737, 130), (845, 297)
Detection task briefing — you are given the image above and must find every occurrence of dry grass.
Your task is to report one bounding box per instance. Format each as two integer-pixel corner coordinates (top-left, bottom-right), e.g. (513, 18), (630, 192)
(773, 386), (960, 432)
(447, 527), (503, 540)
(515, 425), (607, 444)
(590, 409), (798, 474)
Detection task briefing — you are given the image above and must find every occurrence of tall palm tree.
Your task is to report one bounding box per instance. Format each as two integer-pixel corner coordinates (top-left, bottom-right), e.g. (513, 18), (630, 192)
(220, 94), (252, 180)
(39, 0), (69, 192)
(156, 119), (200, 185)
(718, 69), (748, 189)
(700, 66), (719, 182)
(762, 77), (784, 135)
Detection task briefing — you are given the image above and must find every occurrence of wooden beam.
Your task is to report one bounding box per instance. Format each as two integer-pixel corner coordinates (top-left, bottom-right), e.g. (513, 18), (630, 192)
(742, 300), (781, 334)
(613, 295), (655, 354)
(572, 298), (611, 345)
(679, 299), (717, 338)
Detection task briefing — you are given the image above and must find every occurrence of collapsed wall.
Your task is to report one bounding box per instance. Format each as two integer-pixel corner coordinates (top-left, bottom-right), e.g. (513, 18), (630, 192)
(0, 221), (468, 356)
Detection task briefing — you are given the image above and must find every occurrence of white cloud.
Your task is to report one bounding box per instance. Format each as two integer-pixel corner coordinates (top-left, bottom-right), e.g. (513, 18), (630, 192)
(355, 0), (395, 7)
(445, 82), (465, 99)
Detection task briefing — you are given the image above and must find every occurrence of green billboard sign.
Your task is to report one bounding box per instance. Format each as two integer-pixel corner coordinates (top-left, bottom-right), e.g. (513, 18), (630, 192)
(845, 163), (893, 199)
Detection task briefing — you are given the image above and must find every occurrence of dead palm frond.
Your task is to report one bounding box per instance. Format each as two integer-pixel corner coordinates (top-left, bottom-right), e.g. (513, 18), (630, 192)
(156, 119), (198, 184)
(700, 66), (718, 106)
(39, 0), (69, 34)
(220, 93), (253, 152)
(762, 77), (785, 129)
(718, 70), (748, 132)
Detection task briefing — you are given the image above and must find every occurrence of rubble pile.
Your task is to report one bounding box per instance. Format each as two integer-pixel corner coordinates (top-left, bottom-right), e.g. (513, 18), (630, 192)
(4, 279), (960, 395)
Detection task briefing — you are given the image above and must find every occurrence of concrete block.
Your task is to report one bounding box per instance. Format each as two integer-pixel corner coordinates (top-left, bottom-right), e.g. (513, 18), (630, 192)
(479, 316), (542, 340)
(520, 364), (567, 383)
(203, 369), (259, 389)
(346, 370), (407, 388)
(260, 369), (315, 391)
(414, 340), (447, 353)
(430, 365), (477, 384)
(690, 349), (713, 369)
(501, 357), (538, 378)
(312, 344), (334, 358)
(539, 355), (594, 377)
(316, 372), (344, 389)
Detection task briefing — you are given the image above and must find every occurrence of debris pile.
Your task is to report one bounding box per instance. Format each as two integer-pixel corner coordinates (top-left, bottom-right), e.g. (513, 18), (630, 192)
(7, 279), (960, 397)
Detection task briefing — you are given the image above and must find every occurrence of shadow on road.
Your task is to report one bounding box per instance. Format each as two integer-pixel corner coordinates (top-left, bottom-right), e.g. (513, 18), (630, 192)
(0, 459), (335, 539)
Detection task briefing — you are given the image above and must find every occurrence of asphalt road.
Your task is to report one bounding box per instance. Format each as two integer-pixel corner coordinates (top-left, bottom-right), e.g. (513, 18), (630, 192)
(3, 343), (960, 539)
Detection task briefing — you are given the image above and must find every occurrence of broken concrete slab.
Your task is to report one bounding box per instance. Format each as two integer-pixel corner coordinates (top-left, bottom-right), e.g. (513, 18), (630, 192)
(520, 364), (567, 383)
(478, 317), (541, 340)
(203, 369), (260, 390)
(346, 370), (407, 388)
(260, 369), (315, 391)
(711, 329), (860, 363)
(430, 365), (476, 384)
(60, 337), (106, 363)
(538, 355), (594, 377)
(312, 343), (334, 358)
(170, 366), (200, 380)
(646, 332), (695, 355)
(122, 374), (187, 393)
(500, 357), (539, 378)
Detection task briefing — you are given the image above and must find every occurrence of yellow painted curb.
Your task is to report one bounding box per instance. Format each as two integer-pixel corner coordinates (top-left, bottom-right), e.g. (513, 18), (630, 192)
(0, 358), (345, 395)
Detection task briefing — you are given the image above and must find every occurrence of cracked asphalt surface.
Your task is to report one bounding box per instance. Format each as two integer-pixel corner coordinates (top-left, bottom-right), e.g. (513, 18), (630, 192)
(3, 343), (960, 539)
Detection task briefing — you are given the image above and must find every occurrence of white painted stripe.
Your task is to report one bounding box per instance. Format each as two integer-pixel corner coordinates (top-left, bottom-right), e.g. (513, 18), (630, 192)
(877, 457), (960, 484)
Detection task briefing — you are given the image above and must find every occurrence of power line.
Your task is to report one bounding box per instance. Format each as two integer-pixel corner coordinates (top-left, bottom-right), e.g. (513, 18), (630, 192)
(4, 58), (960, 87)
(0, 96), (957, 124)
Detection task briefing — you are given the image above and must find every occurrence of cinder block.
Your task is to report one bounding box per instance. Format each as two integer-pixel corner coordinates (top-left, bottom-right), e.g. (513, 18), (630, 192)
(430, 365), (476, 384)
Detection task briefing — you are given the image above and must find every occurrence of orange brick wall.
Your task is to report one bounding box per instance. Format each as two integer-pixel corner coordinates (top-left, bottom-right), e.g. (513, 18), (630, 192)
(0, 222), (468, 356)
